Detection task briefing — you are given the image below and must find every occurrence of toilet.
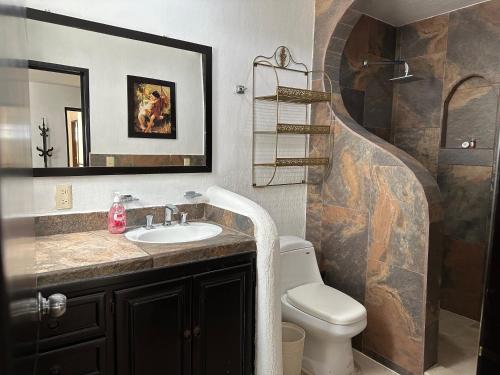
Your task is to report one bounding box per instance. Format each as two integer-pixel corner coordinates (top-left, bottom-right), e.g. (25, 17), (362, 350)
(279, 236), (367, 375)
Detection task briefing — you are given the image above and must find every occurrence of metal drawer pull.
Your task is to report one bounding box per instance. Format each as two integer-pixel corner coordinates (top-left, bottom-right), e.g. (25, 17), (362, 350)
(38, 292), (67, 319)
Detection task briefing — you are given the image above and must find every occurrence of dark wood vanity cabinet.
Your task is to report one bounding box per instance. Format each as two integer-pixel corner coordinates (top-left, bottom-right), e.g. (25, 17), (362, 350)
(36, 253), (255, 375)
(114, 277), (191, 375)
(191, 266), (253, 375)
(37, 338), (107, 375)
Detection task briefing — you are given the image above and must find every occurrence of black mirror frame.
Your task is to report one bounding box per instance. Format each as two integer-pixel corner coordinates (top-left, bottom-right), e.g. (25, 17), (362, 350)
(27, 8), (212, 177)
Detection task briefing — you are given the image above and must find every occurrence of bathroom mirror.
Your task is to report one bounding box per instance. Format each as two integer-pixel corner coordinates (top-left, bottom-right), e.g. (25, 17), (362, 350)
(27, 9), (212, 176)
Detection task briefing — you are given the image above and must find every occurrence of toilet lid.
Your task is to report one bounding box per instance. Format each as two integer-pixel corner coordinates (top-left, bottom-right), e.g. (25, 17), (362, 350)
(286, 283), (367, 325)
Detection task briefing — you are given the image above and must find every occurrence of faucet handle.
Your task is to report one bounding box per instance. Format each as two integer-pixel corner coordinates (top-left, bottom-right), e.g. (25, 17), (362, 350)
(180, 212), (188, 225)
(146, 214), (154, 230)
(184, 191), (202, 200)
(117, 193), (139, 203)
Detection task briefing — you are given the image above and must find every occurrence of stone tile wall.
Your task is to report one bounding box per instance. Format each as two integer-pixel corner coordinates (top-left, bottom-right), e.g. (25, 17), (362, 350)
(436, 1), (500, 320)
(339, 15), (396, 142)
(438, 164), (493, 320)
(324, 0), (500, 323)
(392, 15), (448, 177)
(34, 203), (254, 237)
(89, 153), (206, 167)
(397, 1), (500, 321)
(309, 1), (443, 373)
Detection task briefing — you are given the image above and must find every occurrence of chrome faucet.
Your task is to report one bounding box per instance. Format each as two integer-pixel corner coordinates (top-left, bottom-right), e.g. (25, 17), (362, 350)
(164, 204), (179, 226)
(146, 214), (154, 230)
(180, 212), (188, 225)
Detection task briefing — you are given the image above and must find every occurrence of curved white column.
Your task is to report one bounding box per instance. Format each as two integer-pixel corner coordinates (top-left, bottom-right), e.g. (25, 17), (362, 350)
(206, 186), (282, 375)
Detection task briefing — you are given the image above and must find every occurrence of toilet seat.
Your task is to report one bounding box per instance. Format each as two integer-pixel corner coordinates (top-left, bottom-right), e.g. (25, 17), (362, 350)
(286, 282), (366, 326)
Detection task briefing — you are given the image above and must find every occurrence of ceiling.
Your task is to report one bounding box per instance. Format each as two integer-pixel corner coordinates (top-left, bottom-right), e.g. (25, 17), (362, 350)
(29, 68), (80, 87)
(355, 0), (491, 26)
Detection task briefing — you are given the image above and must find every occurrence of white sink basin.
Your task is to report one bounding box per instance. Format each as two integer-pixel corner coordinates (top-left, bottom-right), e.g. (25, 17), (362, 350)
(125, 222), (222, 244)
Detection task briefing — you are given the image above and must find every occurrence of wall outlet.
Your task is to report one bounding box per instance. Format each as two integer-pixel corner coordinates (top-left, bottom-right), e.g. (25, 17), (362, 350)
(55, 184), (73, 209)
(106, 156), (115, 167)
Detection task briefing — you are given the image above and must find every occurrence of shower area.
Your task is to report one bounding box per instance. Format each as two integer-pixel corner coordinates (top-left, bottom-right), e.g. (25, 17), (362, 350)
(334, 0), (500, 372)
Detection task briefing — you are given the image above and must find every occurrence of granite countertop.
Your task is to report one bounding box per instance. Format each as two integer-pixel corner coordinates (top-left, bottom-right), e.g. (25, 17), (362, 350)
(35, 221), (256, 287)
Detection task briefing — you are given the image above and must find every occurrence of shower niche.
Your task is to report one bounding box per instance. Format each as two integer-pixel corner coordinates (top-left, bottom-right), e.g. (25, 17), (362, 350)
(441, 76), (498, 151)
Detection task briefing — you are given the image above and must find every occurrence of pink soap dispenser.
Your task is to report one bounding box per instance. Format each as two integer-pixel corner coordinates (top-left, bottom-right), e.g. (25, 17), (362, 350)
(108, 193), (127, 234)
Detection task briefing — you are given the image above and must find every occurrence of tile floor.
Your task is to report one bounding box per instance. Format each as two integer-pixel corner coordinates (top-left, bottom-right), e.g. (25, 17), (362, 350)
(353, 350), (398, 374)
(425, 309), (480, 375)
(352, 309), (480, 375)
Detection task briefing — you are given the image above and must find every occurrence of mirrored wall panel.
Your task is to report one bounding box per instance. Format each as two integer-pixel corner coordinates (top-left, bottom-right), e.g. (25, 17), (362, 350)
(27, 9), (211, 176)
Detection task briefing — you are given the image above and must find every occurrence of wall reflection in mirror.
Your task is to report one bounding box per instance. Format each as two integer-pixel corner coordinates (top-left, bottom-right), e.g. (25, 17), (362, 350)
(29, 67), (86, 168)
(27, 10), (211, 175)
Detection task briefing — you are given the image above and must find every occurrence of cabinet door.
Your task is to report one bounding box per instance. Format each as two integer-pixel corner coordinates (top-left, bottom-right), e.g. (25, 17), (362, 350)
(114, 277), (191, 375)
(192, 264), (254, 375)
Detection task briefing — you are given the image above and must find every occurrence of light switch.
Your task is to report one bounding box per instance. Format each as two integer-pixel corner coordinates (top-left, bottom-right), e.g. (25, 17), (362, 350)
(55, 184), (73, 209)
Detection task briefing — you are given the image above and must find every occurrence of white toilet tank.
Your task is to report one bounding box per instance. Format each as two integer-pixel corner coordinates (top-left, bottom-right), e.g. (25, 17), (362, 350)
(280, 236), (323, 295)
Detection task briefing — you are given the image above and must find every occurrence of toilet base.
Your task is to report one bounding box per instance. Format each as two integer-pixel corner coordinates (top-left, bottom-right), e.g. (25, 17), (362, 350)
(282, 295), (366, 375)
(302, 335), (355, 375)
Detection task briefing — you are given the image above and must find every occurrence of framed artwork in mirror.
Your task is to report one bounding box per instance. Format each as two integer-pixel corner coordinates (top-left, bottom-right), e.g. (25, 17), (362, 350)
(127, 75), (177, 139)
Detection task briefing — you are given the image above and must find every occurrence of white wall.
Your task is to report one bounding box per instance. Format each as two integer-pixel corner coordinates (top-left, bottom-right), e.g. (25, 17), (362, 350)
(29, 80), (81, 168)
(27, 0), (315, 236)
(28, 20), (205, 155)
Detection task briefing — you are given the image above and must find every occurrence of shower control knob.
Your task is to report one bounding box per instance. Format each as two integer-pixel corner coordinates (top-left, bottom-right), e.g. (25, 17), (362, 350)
(38, 292), (67, 320)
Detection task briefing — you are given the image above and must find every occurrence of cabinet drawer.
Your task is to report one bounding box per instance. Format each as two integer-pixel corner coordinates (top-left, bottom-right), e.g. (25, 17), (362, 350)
(40, 292), (106, 349)
(37, 338), (106, 375)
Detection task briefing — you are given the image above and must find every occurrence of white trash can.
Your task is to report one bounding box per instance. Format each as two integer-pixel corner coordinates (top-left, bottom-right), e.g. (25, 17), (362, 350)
(282, 322), (306, 375)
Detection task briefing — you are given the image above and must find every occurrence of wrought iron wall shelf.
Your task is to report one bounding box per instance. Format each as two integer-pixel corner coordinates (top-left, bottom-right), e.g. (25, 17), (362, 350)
(252, 46), (334, 187)
(254, 125), (330, 135)
(255, 86), (331, 104)
(254, 158), (330, 167)
(277, 124), (330, 134)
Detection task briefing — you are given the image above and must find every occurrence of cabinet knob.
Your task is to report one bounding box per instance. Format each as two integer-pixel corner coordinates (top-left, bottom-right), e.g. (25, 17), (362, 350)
(183, 329), (192, 340)
(38, 292), (67, 320)
(193, 326), (201, 337)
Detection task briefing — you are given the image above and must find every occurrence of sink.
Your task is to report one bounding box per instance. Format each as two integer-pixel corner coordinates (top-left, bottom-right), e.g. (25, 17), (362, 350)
(125, 222), (223, 244)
